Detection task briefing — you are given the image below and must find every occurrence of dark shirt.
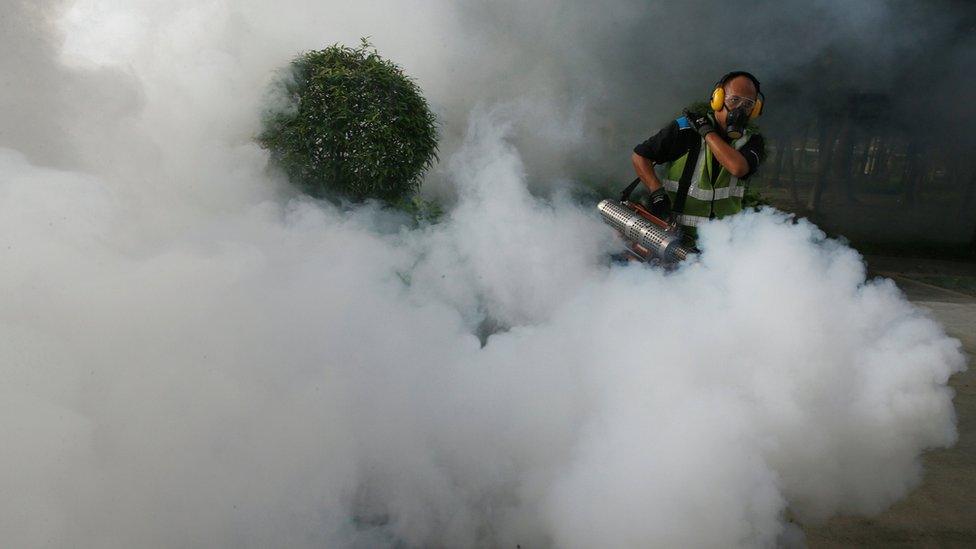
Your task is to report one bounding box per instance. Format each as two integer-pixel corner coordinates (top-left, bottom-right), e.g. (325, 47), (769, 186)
(634, 118), (765, 179)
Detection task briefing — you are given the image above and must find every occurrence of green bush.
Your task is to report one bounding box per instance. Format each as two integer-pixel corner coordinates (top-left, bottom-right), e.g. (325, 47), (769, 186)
(259, 39), (438, 203)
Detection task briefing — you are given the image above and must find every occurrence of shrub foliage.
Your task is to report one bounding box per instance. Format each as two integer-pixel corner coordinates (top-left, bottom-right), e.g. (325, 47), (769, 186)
(259, 39), (438, 202)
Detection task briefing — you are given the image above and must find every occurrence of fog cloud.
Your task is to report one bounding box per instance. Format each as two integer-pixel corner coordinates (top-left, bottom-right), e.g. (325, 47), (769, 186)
(0, 1), (967, 547)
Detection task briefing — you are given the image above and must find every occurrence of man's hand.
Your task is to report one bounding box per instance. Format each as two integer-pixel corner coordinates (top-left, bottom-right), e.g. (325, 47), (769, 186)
(684, 109), (715, 138)
(648, 187), (672, 220)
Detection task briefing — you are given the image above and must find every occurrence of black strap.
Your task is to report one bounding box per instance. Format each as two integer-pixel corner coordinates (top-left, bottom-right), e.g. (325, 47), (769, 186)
(671, 139), (702, 216)
(620, 177), (641, 201)
(620, 138), (702, 209)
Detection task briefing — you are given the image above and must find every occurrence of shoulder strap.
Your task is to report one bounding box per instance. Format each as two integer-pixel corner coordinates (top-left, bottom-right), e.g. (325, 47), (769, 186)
(671, 137), (702, 215)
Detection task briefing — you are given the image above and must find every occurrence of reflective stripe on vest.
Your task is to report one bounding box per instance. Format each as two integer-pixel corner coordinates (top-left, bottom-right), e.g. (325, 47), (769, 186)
(662, 179), (745, 200)
(663, 127), (752, 233)
(676, 213), (711, 227)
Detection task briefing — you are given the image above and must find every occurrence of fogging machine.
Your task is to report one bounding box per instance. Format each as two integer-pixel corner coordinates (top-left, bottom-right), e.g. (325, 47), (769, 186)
(597, 178), (698, 264)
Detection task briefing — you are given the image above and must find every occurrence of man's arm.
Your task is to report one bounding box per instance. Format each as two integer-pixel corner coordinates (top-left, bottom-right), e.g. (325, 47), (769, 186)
(704, 134), (750, 178)
(631, 151), (663, 191)
(632, 120), (685, 192)
(682, 110), (752, 178)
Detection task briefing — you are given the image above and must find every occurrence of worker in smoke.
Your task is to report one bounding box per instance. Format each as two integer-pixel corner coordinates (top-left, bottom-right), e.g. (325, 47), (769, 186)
(630, 71), (766, 240)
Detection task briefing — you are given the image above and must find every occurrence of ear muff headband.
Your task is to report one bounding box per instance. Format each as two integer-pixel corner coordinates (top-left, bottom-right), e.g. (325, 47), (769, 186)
(710, 71), (765, 118)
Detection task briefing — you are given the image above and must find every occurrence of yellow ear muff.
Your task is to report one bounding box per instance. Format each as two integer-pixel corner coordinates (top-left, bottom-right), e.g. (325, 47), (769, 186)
(710, 87), (724, 111)
(750, 98), (763, 119)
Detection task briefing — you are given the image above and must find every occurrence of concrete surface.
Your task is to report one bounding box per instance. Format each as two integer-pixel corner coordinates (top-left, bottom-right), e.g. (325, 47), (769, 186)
(804, 260), (976, 548)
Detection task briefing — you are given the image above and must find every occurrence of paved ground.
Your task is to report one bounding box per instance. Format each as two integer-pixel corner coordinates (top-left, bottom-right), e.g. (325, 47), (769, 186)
(804, 257), (976, 548)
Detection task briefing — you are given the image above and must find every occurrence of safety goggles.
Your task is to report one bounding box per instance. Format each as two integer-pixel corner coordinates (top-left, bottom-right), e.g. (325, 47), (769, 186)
(724, 95), (757, 111)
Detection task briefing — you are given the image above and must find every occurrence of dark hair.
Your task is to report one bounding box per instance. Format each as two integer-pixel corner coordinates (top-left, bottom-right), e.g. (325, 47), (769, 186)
(717, 71), (761, 95)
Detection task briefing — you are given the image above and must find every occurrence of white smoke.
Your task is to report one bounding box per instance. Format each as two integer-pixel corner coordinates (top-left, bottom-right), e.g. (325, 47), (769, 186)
(0, 1), (966, 547)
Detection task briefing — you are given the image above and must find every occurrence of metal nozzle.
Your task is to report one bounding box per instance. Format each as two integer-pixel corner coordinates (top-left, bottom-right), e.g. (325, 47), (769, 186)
(597, 199), (694, 263)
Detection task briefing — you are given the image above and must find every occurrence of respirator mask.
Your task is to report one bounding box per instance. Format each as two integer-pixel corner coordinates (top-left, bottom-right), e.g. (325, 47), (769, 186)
(723, 95), (756, 140)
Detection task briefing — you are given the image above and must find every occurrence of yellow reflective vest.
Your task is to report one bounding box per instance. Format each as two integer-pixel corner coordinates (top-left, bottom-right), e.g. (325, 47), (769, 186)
(661, 113), (755, 238)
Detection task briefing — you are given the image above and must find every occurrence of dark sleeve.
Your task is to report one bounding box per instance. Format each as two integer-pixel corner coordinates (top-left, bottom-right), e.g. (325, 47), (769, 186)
(633, 120), (687, 163)
(739, 133), (765, 179)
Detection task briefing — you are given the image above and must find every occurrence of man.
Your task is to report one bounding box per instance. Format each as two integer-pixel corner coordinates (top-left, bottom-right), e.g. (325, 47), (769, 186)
(630, 71), (766, 241)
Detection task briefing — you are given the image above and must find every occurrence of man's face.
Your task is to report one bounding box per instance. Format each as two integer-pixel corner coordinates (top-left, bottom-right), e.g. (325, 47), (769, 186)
(715, 75), (758, 130)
